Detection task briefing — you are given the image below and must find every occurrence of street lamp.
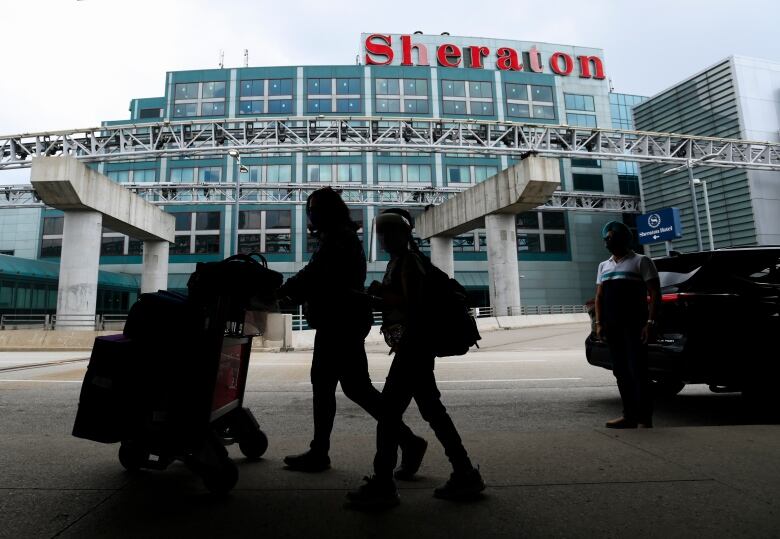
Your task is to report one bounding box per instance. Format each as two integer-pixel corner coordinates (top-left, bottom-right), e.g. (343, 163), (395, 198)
(693, 178), (714, 251)
(662, 153), (718, 252)
(227, 150), (249, 256)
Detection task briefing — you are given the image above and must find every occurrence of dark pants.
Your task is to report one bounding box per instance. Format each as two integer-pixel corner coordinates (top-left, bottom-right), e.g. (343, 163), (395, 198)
(309, 328), (416, 455)
(605, 323), (653, 423)
(373, 343), (472, 479)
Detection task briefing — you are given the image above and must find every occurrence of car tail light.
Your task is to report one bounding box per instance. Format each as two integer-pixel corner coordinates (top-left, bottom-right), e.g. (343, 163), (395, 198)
(660, 293), (699, 303)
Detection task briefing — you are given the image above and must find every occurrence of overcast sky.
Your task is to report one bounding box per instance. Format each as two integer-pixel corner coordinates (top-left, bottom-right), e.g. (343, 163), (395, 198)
(1, 0), (778, 183)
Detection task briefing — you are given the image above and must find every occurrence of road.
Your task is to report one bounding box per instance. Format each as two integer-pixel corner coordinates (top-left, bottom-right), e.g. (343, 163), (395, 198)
(0, 322), (762, 439)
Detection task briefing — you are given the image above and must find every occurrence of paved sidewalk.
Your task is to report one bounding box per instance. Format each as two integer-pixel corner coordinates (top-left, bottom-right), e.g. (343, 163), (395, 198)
(1, 425), (778, 538)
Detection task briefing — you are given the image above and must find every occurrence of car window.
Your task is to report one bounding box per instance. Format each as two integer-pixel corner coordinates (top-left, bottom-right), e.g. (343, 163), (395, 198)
(659, 268), (700, 290)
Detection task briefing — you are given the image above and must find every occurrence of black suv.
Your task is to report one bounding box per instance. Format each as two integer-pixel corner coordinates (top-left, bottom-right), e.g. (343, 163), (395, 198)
(585, 247), (780, 396)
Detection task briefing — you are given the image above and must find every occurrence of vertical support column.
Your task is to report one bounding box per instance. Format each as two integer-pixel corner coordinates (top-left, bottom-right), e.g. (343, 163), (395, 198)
(141, 240), (170, 293)
(430, 236), (454, 277)
(485, 214), (521, 316)
(56, 211), (102, 330)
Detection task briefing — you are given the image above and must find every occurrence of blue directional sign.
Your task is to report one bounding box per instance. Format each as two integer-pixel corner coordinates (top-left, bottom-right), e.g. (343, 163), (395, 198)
(637, 207), (682, 245)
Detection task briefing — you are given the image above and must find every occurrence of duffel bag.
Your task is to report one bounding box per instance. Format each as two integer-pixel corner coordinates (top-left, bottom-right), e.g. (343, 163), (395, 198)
(123, 290), (206, 340)
(187, 252), (283, 309)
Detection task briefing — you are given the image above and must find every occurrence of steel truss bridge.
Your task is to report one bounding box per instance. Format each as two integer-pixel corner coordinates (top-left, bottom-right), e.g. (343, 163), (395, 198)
(1, 116), (778, 211)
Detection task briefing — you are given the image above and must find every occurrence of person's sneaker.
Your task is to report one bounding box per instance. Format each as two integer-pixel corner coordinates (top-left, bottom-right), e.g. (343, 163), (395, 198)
(433, 468), (486, 501)
(283, 450), (331, 472)
(346, 476), (400, 509)
(605, 417), (638, 429)
(394, 436), (428, 480)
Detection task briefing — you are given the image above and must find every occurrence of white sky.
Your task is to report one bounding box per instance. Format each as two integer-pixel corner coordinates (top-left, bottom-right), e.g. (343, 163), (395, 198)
(1, 0), (778, 183)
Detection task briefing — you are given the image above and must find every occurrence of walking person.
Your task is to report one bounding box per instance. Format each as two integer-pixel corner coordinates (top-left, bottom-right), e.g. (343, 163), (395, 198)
(278, 188), (427, 474)
(594, 221), (661, 429)
(347, 209), (485, 509)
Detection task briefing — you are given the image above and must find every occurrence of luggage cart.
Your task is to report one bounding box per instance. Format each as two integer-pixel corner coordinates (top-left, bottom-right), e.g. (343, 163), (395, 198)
(75, 294), (270, 494)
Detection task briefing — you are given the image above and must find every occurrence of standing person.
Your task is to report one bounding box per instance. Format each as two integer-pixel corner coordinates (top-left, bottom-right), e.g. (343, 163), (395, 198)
(595, 221), (661, 429)
(278, 188), (427, 475)
(347, 209), (484, 509)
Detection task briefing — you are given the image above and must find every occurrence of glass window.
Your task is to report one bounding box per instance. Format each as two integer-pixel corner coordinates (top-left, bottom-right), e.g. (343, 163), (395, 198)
(376, 78), (398, 95)
(530, 85), (553, 102)
(336, 98), (361, 113)
(474, 166), (498, 182)
(195, 235), (220, 254)
(307, 164), (332, 182)
(139, 108), (161, 119)
(407, 164), (432, 183)
(134, 169), (156, 182)
(472, 102), (494, 116)
(107, 171), (130, 182)
(40, 238), (62, 258)
(171, 235), (190, 254)
(199, 167), (222, 183)
(240, 100), (263, 115)
(128, 239), (143, 256)
(505, 83), (528, 100)
(0, 282), (12, 307)
(469, 81), (492, 99)
(101, 236), (124, 256)
(376, 98), (401, 113)
(195, 211), (220, 230)
(43, 216), (64, 235)
(173, 103), (198, 117)
(567, 113), (597, 128)
(337, 164), (361, 182)
(377, 164), (402, 182)
(267, 164), (292, 182)
(268, 100), (292, 113)
(406, 79), (427, 96)
(571, 158), (601, 168)
(175, 83), (198, 100)
(202, 81), (226, 98)
(170, 168), (194, 184)
(533, 105), (555, 119)
(572, 173), (604, 192)
(241, 80), (264, 97)
(517, 233), (541, 252)
(308, 78), (331, 95)
(307, 99), (332, 113)
(447, 166), (471, 183)
(336, 78), (360, 95)
(442, 80), (466, 97)
(201, 102), (225, 116)
(266, 210), (292, 228)
(14, 284), (30, 309)
(173, 213), (191, 231)
(404, 99), (429, 114)
(564, 93), (595, 112)
(453, 234), (476, 252)
(238, 234), (262, 254)
(544, 234), (567, 252)
(268, 79), (292, 96)
(245, 165), (262, 182)
(542, 212), (565, 229)
(516, 212), (539, 229)
(507, 103), (530, 118)
(239, 210), (263, 230)
(442, 100), (467, 114)
(265, 233), (291, 253)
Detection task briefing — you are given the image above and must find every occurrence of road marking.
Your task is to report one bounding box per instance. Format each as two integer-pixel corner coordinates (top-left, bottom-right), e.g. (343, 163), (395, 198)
(252, 359), (548, 367)
(437, 378), (582, 383)
(0, 379), (82, 384)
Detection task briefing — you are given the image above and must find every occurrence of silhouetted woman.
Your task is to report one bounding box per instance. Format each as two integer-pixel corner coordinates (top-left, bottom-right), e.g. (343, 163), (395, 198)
(278, 188), (427, 474)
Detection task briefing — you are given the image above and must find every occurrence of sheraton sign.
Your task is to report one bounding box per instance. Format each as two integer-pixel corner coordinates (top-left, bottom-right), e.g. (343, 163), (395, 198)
(364, 34), (606, 79)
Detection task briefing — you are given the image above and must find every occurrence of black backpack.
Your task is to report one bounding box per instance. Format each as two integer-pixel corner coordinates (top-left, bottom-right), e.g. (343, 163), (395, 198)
(417, 254), (481, 357)
(187, 253), (284, 311)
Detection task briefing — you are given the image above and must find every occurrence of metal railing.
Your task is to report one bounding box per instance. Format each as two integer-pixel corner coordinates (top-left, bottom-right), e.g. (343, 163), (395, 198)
(0, 314), (52, 330)
(0, 313), (129, 330)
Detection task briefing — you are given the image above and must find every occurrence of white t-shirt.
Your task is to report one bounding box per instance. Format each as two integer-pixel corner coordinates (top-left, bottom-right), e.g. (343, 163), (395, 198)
(596, 251), (658, 285)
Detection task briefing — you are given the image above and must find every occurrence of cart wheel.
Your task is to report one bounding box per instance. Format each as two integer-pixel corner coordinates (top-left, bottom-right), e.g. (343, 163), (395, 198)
(202, 458), (239, 495)
(238, 429), (268, 460)
(118, 442), (149, 472)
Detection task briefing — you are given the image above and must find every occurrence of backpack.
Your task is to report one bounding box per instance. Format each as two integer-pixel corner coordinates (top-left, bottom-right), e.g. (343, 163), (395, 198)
(417, 253), (481, 357)
(187, 253), (284, 312)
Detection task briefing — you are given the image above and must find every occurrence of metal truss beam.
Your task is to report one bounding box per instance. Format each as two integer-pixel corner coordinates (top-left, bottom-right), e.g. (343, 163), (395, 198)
(1, 117), (779, 171)
(0, 183), (639, 213)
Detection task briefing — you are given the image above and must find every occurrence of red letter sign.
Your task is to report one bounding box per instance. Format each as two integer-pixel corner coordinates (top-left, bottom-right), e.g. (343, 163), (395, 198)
(401, 35), (429, 66)
(468, 46), (490, 69)
(365, 34), (393, 66)
(496, 47), (522, 71)
(528, 46), (544, 73)
(550, 52), (573, 76)
(577, 55), (606, 79)
(437, 44), (462, 68)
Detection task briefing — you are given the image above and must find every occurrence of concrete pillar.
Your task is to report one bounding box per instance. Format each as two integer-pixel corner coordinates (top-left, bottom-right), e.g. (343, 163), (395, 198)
(430, 236), (454, 277)
(485, 214), (521, 316)
(56, 211), (102, 330)
(141, 240), (170, 293)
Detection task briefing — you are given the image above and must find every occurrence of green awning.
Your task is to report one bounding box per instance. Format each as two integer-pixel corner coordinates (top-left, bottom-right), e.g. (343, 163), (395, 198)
(0, 254), (139, 289)
(455, 272), (488, 288)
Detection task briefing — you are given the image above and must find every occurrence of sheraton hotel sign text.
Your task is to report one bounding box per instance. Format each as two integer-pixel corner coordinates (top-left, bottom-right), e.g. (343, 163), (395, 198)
(364, 34), (606, 79)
